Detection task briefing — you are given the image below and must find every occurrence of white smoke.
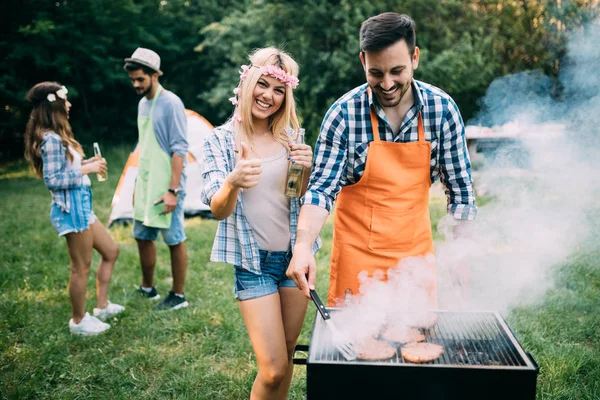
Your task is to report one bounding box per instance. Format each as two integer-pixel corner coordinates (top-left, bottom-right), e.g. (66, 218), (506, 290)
(329, 255), (437, 341)
(436, 18), (600, 313)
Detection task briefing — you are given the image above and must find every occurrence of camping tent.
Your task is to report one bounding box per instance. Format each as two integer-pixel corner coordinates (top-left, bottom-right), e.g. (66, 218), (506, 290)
(108, 110), (214, 227)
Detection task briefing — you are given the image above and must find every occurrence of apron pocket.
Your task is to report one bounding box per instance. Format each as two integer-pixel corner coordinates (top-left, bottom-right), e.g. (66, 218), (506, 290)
(368, 207), (417, 252)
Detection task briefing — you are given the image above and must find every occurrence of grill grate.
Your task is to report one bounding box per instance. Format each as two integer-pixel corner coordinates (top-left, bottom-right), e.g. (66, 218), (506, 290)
(310, 310), (534, 369)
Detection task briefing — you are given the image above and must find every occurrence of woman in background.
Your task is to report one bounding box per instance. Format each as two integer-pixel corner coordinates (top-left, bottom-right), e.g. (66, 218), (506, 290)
(201, 48), (320, 400)
(24, 81), (124, 335)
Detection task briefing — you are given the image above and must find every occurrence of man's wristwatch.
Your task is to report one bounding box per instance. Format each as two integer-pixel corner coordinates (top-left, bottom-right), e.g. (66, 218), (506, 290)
(168, 188), (181, 196)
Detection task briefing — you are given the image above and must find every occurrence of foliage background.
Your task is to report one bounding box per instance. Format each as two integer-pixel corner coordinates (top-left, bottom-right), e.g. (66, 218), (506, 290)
(1, 0), (599, 160)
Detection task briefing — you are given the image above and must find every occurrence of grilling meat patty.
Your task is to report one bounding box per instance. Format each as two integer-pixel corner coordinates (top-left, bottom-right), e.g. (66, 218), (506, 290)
(355, 338), (397, 361)
(401, 342), (444, 363)
(381, 325), (425, 344)
(407, 312), (439, 330)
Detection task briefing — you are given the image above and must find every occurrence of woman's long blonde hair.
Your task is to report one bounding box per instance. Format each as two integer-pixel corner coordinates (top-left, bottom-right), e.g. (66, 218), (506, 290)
(233, 47), (300, 152)
(24, 82), (83, 177)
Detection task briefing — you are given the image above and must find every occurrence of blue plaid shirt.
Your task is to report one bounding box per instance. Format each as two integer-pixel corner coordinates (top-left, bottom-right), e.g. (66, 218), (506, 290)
(201, 122), (322, 274)
(303, 80), (477, 220)
(41, 132), (84, 212)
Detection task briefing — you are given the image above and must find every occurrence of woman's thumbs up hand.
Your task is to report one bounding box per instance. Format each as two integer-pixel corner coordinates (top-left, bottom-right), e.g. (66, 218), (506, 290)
(239, 141), (250, 160)
(226, 142), (263, 189)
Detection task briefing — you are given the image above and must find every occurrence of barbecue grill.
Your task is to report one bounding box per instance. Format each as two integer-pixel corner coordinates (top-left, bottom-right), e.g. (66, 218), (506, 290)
(294, 310), (539, 400)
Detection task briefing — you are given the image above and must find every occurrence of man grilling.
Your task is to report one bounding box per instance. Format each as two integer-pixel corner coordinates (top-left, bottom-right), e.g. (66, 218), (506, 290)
(287, 12), (477, 306)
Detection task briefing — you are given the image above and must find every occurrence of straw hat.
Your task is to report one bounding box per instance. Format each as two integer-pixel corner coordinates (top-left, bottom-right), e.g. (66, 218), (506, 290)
(124, 47), (163, 76)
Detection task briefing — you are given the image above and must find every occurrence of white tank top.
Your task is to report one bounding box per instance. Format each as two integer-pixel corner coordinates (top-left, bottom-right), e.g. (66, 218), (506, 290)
(241, 146), (291, 251)
(68, 146), (92, 187)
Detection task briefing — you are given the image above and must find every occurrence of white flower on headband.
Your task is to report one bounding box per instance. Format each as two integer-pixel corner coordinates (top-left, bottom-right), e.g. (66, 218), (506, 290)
(56, 86), (68, 99)
(47, 86), (68, 102)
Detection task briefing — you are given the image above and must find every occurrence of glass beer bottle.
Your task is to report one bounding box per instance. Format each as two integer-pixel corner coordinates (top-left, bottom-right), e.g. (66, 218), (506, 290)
(93, 142), (107, 182)
(284, 128), (305, 198)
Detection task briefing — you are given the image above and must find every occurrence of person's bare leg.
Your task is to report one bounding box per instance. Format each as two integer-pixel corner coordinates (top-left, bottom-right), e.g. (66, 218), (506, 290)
(136, 239), (156, 288)
(65, 229), (94, 323)
(276, 287), (309, 399)
(238, 293), (289, 400)
(169, 241), (187, 294)
(91, 220), (119, 308)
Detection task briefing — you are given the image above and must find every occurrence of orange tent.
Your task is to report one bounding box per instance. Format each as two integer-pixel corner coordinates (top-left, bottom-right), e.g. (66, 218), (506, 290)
(108, 110), (214, 226)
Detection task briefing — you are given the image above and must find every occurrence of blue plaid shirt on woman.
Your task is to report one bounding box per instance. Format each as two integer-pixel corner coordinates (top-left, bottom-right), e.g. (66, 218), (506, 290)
(41, 132), (84, 212)
(303, 80), (477, 220)
(201, 122), (322, 274)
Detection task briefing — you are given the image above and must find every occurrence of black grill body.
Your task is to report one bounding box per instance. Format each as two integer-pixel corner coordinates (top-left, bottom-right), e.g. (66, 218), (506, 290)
(302, 310), (539, 400)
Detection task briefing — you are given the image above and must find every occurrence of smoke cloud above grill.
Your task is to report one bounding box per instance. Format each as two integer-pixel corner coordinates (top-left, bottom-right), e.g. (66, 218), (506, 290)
(436, 17), (600, 314)
(332, 18), (600, 335)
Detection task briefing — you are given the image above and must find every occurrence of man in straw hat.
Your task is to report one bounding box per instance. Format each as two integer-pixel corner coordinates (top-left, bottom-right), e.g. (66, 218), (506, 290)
(124, 47), (190, 311)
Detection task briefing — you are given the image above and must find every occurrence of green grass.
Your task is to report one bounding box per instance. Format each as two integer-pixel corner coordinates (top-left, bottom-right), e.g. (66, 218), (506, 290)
(1, 145), (599, 399)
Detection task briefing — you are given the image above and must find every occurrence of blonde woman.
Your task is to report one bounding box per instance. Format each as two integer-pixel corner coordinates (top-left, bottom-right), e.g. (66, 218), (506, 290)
(24, 82), (124, 335)
(201, 48), (321, 399)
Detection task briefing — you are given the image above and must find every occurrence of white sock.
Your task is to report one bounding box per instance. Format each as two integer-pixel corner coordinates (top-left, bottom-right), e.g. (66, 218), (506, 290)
(140, 286), (153, 293)
(174, 292), (184, 298)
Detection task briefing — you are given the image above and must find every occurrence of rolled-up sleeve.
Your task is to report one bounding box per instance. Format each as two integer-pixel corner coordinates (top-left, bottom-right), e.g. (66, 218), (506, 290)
(302, 104), (348, 213)
(41, 135), (82, 191)
(166, 98), (188, 158)
(439, 99), (477, 220)
(201, 132), (229, 206)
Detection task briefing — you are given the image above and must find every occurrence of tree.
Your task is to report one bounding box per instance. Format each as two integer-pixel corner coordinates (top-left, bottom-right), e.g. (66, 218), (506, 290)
(0, 0), (240, 160)
(1, 0), (597, 161)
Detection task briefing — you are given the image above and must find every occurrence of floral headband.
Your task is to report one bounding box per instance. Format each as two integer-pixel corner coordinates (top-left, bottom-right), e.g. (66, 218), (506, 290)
(244, 64), (299, 88)
(229, 64), (299, 109)
(47, 86), (68, 102)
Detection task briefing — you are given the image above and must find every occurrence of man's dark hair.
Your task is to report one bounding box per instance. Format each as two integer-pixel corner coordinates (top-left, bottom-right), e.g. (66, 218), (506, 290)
(124, 62), (157, 76)
(360, 12), (416, 55)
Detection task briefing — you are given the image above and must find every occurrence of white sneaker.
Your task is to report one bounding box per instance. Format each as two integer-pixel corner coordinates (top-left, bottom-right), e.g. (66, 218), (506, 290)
(69, 312), (111, 336)
(93, 301), (125, 320)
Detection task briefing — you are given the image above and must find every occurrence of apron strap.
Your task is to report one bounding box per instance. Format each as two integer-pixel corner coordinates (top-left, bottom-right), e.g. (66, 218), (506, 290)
(417, 111), (425, 143)
(149, 86), (163, 118)
(369, 108), (380, 142)
(367, 87), (380, 142)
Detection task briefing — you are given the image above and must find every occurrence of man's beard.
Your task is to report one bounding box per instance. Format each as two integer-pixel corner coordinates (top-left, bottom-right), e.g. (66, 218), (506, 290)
(373, 79), (412, 108)
(137, 81), (153, 97)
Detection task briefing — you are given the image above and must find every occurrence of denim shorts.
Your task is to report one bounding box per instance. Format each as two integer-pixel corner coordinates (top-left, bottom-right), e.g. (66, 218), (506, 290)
(133, 192), (187, 246)
(50, 186), (97, 236)
(234, 249), (297, 300)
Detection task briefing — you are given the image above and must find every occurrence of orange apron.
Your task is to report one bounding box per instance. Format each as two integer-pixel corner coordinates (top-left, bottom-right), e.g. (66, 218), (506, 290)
(328, 101), (437, 307)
